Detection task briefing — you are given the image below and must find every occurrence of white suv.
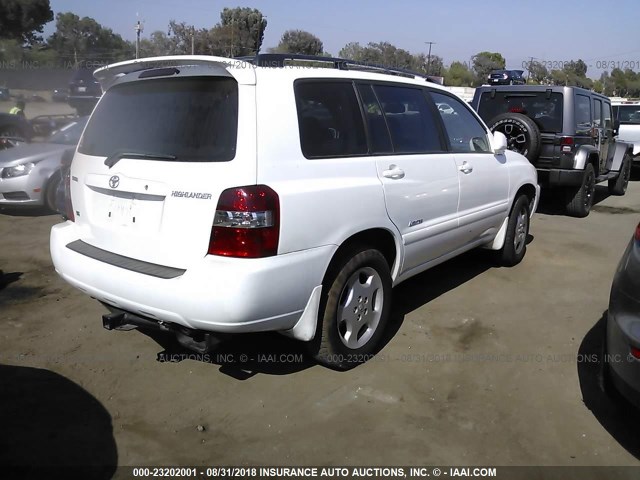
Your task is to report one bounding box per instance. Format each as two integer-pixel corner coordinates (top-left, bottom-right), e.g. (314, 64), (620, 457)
(50, 54), (539, 369)
(613, 101), (640, 163)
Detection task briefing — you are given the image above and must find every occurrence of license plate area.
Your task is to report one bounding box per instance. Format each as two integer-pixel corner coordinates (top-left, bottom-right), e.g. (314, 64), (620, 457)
(77, 86), (87, 93)
(90, 188), (165, 230)
(108, 191), (136, 226)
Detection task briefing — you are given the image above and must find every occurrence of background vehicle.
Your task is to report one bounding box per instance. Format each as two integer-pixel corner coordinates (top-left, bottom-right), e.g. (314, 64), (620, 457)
(0, 87), (10, 101)
(0, 113), (34, 149)
(613, 101), (640, 163)
(51, 54), (538, 370)
(606, 221), (640, 408)
(52, 88), (69, 103)
(68, 68), (102, 116)
(471, 85), (632, 217)
(0, 117), (87, 211)
(487, 69), (526, 85)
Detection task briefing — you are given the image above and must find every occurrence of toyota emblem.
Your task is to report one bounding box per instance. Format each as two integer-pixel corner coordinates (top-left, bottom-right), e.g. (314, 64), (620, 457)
(109, 175), (120, 189)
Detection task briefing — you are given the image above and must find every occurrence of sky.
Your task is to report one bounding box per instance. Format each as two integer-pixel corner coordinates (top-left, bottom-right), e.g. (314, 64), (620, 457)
(46, 0), (640, 78)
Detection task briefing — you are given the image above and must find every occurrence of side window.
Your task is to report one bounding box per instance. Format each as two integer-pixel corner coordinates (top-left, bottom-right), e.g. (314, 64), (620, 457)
(356, 84), (393, 154)
(593, 99), (602, 127)
(430, 91), (492, 153)
(372, 85), (444, 154)
(295, 81), (367, 158)
(603, 102), (613, 130)
(575, 94), (592, 135)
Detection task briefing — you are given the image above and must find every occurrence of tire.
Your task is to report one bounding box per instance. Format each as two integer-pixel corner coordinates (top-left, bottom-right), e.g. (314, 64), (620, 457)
(308, 248), (392, 370)
(497, 194), (531, 267)
(565, 163), (596, 218)
(608, 154), (631, 196)
(486, 113), (541, 161)
(44, 170), (62, 213)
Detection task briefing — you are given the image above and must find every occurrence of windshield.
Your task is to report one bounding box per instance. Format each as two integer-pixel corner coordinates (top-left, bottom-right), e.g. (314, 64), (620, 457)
(477, 91), (564, 133)
(48, 117), (88, 145)
(614, 105), (640, 125)
(78, 76), (238, 162)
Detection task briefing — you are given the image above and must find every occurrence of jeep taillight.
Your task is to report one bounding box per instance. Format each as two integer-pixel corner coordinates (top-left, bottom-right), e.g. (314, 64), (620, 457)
(208, 185), (279, 258)
(560, 137), (574, 153)
(634, 222), (640, 243)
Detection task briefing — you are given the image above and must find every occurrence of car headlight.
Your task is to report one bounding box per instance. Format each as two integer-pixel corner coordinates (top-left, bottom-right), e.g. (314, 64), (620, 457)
(1, 162), (37, 179)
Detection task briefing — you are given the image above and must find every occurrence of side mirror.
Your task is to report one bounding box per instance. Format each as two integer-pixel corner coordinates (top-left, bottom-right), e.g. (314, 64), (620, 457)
(492, 131), (508, 154)
(613, 119), (620, 136)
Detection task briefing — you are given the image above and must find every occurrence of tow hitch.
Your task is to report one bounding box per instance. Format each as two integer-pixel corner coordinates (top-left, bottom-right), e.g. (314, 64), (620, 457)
(102, 307), (226, 354)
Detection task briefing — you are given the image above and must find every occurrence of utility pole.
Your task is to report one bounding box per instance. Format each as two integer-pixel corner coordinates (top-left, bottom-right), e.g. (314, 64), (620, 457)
(527, 56), (535, 83)
(135, 18), (144, 59)
(425, 41), (436, 75)
(190, 26), (195, 55)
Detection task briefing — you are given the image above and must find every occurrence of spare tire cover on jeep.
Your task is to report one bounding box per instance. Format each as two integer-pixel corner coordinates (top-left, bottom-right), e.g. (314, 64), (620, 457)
(487, 113), (541, 161)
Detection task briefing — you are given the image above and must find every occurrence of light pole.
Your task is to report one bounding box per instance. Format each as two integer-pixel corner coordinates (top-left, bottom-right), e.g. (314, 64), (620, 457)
(135, 19), (144, 59)
(425, 41), (436, 75)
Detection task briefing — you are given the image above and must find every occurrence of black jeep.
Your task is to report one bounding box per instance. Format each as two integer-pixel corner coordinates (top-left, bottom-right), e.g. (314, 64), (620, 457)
(471, 85), (632, 217)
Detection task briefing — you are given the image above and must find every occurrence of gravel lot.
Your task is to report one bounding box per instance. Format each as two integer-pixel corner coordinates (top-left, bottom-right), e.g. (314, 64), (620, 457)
(1, 103), (640, 474)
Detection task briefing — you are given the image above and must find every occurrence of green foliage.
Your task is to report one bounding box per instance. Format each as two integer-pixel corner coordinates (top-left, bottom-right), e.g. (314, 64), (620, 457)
(601, 69), (640, 97)
(527, 60), (549, 84)
(0, 0), (53, 44)
(274, 30), (323, 56)
(471, 51), (506, 85)
(338, 41), (443, 75)
(445, 61), (474, 86)
(219, 7), (267, 55)
(47, 12), (133, 66)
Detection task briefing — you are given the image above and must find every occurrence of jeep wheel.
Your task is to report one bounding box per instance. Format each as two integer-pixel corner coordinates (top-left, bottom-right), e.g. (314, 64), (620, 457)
(566, 163), (596, 218)
(497, 194), (530, 267)
(608, 154), (631, 196)
(309, 248), (392, 370)
(486, 113), (541, 161)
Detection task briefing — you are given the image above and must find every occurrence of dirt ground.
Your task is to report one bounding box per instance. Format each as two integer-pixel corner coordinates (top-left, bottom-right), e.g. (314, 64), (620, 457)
(1, 102), (640, 477)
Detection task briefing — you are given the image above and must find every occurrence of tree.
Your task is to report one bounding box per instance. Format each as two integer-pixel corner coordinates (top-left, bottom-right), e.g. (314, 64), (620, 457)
(471, 51), (506, 85)
(445, 61), (474, 86)
(274, 30), (323, 56)
(338, 41), (439, 75)
(0, 0), (53, 45)
(527, 60), (549, 84)
(48, 12), (133, 66)
(219, 7), (267, 56)
(565, 59), (587, 78)
(139, 30), (175, 57)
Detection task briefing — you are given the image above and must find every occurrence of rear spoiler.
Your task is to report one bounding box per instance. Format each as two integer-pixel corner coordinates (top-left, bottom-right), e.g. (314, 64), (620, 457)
(93, 55), (257, 91)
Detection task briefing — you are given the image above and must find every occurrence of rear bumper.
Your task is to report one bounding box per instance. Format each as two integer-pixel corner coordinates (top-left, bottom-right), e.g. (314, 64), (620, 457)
(606, 296), (640, 408)
(536, 168), (584, 187)
(50, 221), (332, 333)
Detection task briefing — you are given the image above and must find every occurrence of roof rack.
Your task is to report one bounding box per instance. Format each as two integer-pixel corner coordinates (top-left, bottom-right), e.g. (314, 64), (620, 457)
(236, 54), (443, 84)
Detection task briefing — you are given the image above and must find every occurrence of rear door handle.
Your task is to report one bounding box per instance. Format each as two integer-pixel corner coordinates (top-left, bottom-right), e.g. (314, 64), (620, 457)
(458, 161), (473, 174)
(382, 165), (405, 179)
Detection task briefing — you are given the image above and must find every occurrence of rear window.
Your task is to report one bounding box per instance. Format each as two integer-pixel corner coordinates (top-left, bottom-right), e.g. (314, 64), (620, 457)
(614, 105), (640, 125)
(477, 91), (563, 133)
(79, 76), (238, 162)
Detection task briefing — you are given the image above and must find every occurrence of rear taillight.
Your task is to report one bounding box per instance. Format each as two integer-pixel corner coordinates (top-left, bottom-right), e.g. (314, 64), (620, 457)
(631, 346), (640, 360)
(634, 222), (640, 243)
(560, 137), (574, 153)
(208, 185), (279, 258)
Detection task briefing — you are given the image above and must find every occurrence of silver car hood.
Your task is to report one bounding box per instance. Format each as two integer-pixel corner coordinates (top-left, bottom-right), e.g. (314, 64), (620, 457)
(0, 143), (70, 167)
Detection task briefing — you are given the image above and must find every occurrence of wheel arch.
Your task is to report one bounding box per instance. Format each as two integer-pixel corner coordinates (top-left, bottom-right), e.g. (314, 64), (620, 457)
(322, 227), (400, 286)
(573, 145), (600, 173)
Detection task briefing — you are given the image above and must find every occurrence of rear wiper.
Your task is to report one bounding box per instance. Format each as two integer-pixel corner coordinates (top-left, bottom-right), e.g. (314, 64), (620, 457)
(104, 151), (177, 168)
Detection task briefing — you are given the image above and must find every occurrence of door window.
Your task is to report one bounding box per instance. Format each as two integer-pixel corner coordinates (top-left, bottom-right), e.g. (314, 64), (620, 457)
(430, 91), (492, 153)
(372, 85), (444, 154)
